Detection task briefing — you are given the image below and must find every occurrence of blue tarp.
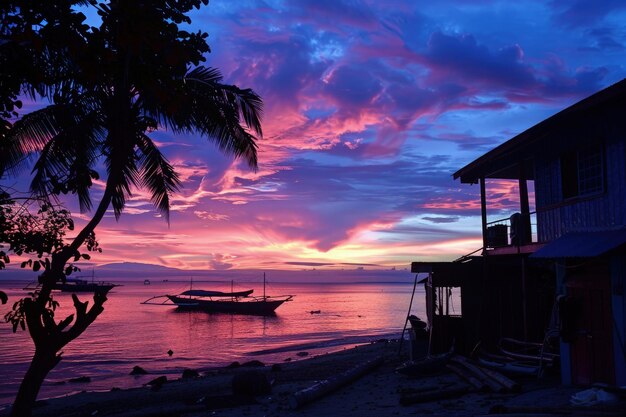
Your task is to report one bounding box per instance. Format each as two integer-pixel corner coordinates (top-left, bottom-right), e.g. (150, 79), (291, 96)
(531, 229), (626, 258)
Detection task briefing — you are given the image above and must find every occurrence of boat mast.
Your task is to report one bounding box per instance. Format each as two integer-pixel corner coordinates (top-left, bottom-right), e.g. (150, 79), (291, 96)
(263, 272), (266, 300)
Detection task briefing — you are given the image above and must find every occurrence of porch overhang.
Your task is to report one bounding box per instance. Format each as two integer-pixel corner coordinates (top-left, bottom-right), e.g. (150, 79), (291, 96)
(411, 259), (483, 287)
(453, 78), (626, 184)
(530, 229), (626, 258)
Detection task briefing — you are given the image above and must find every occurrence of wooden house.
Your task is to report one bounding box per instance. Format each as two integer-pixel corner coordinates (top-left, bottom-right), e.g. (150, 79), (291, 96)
(413, 79), (626, 386)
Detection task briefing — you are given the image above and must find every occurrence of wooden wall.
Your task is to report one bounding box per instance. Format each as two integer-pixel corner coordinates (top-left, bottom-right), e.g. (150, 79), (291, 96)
(534, 126), (626, 242)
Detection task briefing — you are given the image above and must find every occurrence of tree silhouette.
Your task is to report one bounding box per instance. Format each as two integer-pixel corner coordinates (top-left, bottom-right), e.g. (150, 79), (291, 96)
(0, 1), (262, 415)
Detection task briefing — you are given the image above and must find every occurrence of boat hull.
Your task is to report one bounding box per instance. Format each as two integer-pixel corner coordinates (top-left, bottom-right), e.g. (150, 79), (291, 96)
(52, 283), (118, 293)
(166, 295), (288, 315)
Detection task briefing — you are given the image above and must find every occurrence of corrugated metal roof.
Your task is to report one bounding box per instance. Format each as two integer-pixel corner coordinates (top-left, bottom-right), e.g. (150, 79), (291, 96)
(530, 229), (626, 258)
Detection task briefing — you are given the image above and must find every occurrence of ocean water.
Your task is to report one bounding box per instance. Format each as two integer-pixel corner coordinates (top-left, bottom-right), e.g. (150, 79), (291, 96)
(0, 278), (424, 406)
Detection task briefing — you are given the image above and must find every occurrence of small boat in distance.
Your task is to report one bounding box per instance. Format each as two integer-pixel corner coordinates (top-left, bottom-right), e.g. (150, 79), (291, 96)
(141, 274), (293, 315)
(52, 277), (119, 294)
(24, 270), (120, 294)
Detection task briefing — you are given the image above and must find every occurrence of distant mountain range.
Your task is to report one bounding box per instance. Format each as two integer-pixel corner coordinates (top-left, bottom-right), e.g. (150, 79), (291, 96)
(0, 261), (415, 283)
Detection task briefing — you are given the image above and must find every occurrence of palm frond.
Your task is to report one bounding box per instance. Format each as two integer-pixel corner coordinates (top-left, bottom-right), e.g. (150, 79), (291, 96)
(186, 66), (224, 84)
(0, 119), (22, 178)
(222, 85), (263, 137)
(18, 100), (104, 211)
(157, 66), (263, 170)
(136, 133), (181, 223)
(106, 148), (140, 221)
(1, 105), (64, 177)
(184, 66), (263, 136)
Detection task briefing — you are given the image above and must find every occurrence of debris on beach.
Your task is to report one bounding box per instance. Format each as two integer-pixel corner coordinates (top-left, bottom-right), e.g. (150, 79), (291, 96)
(289, 355), (384, 409)
(241, 360), (265, 367)
(146, 375), (167, 391)
(570, 387), (619, 406)
(182, 369), (200, 379)
(232, 370), (272, 396)
(449, 355), (520, 393)
(68, 376), (91, 383)
(130, 365), (148, 375)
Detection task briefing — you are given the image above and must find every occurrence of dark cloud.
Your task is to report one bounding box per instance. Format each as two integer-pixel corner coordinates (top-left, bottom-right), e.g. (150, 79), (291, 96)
(422, 216), (460, 224)
(579, 28), (625, 51)
(426, 31), (536, 89)
(322, 65), (383, 108)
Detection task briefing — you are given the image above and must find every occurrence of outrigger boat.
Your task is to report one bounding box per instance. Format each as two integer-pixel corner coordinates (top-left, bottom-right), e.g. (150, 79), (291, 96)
(141, 274), (293, 316)
(52, 278), (119, 294)
(24, 270), (120, 294)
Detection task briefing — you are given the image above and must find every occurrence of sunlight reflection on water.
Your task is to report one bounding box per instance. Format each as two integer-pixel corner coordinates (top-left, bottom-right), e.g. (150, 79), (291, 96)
(0, 278), (425, 404)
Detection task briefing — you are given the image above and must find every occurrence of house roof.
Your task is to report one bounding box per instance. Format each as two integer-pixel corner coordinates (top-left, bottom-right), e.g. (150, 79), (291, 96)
(530, 229), (626, 258)
(453, 78), (626, 184)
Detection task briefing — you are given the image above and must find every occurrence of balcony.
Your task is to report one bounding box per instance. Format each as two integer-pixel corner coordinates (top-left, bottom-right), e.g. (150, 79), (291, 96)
(483, 211), (545, 255)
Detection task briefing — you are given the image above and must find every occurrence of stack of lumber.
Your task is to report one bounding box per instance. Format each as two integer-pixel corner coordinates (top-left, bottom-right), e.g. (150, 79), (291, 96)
(447, 355), (520, 393)
(399, 354), (521, 405)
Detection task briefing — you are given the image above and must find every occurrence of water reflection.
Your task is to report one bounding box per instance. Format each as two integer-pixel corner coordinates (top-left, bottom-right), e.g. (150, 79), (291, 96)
(0, 280), (421, 404)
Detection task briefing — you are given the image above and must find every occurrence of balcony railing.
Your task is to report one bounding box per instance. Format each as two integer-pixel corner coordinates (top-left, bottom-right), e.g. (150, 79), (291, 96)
(484, 211), (538, 249)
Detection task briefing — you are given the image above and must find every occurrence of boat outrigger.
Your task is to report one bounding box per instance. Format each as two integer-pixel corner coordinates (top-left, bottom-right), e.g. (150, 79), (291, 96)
(141, 274), (293, 315)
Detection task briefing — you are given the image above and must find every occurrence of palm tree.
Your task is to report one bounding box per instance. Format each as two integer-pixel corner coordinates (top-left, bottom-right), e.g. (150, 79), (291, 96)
(1, 1), (263, 415)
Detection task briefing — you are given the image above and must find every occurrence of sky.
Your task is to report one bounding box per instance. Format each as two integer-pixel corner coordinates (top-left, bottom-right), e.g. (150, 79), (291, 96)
(4, 0), (626, 271)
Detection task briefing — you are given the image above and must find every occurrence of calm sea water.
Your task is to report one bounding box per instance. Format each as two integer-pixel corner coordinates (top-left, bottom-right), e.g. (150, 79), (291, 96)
(0, 278), (424, 406)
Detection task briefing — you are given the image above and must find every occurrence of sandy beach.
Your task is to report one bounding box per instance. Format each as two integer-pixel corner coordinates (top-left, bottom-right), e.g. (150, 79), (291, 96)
(2, 339), (624, 417)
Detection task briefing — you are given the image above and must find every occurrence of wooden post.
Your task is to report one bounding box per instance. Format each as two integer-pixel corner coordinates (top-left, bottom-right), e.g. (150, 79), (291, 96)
(398, 273), (420, 356)
(518, 161), (532, 245)
(518, 163), (530, 341)
(480, 177), (487, 250)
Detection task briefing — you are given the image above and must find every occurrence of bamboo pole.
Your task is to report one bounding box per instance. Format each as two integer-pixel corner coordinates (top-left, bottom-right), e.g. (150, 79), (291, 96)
(399, 273), (420, 355)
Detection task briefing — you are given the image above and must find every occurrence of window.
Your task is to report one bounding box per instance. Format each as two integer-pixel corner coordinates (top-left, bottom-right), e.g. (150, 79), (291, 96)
(560, 144), (604, 199)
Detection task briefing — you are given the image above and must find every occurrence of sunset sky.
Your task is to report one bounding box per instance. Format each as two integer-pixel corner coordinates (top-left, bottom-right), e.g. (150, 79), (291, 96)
(5, 0), (626, 271)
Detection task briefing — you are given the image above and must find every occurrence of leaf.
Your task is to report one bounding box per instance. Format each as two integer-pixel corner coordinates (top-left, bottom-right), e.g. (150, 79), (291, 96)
(0, 291), (7, 304)
(33, 261), (41, 272)
(81, 254), (91, 260)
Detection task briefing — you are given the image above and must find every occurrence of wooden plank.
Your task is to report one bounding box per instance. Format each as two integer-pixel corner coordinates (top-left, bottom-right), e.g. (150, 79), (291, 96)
(446, 363), (486, 391)
(289, 356), (384, 409)
(449, 356), (505, 392)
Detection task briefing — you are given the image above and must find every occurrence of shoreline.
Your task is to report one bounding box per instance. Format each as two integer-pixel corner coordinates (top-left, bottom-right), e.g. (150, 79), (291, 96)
(3, 339), (622, 417)
(0, 333), (400, 408)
